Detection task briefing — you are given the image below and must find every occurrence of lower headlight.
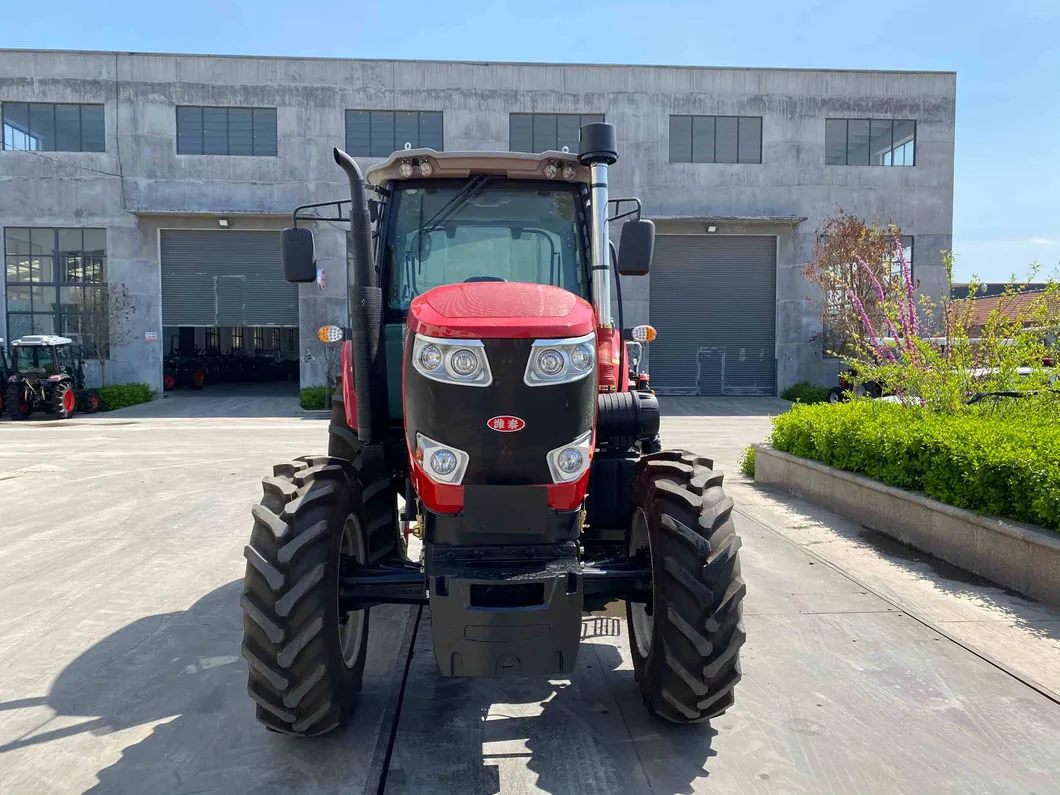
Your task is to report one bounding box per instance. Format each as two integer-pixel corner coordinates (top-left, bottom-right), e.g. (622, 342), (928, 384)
(546, 430), (593, 483)
(416, 433), (470, 485)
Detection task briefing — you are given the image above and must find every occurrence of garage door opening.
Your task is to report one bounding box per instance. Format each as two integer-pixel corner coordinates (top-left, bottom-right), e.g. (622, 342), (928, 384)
(648, 235), (777, 396)
(161, 325), (299, 393)
(160, 229), (300, 396)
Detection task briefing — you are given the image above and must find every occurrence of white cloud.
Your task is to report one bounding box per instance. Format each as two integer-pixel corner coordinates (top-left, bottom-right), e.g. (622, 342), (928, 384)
(1030, 237), (1055, 246)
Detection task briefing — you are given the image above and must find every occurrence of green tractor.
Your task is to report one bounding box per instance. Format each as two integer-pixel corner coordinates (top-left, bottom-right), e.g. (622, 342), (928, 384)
(241, 123), (745, 735)
(6, 335), (100, 420)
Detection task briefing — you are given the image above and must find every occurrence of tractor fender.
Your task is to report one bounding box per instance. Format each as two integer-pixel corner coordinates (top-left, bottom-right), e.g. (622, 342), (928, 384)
(340, 339), (358, 431)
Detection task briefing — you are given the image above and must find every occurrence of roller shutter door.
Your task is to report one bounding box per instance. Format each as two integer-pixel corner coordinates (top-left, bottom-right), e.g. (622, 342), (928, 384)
(648, 235), (776, 396)
(160, 230), (298, 326)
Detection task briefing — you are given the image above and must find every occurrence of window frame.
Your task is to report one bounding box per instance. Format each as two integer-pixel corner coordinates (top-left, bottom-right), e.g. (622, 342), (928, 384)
(175, 106), (278, 156)
(668, 115), (763, 164)
(1, 102), (106, 152)
(4, 227), (106, 354)
(344, 110), (445, 157)
(508, 113), (605, 154)
(825, 118), (917, 167)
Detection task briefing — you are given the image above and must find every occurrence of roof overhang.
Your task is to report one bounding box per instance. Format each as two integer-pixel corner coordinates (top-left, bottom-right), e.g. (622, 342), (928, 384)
(649, 215), (807, 235)
(128, 210), (288, 218)
(364, 148), (590, 187)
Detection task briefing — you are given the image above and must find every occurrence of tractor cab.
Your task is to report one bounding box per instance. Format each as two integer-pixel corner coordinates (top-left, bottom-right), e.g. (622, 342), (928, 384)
(6, 335), (98, 419)
(240, 123), (745, 736)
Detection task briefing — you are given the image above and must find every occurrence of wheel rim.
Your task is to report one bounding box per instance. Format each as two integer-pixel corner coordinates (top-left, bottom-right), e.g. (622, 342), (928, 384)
(194, 371), (204, 386)
(829, 392), (840, 404)
(628, 506), (654, 659)
(338, 515), (367, 667)
(165, 376), (175, 389)
(90, 395), (98, 410)
(63, 389), (75, 412)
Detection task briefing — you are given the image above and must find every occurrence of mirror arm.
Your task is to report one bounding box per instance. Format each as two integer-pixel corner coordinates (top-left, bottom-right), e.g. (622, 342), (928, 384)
(607, 197), (642, 223)
(291, 199), (352, 228)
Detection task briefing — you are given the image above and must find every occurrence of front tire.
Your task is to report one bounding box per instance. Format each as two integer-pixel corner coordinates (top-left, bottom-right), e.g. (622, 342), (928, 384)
(240, 456), (370, 736)
(51, 382), (76, 419)
(7, 383), (30, 420)
(627, 451), (746, 723)
(827, 386), (844, 404)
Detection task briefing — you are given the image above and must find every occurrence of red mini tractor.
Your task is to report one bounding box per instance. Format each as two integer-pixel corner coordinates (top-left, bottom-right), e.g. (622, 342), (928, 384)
(241, 123), (745, 735)
(6, 335), (99, 420)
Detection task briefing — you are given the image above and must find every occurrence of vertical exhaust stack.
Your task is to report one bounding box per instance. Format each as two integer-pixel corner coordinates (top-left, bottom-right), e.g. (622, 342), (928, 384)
(333, 147), (382, 445)
(579, 123), (619, 328)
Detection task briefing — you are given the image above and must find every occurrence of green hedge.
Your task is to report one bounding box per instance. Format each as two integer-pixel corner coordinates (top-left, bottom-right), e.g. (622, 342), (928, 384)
(769, 399), (1060, 531)
(97, 383), (155, 411)
(299, 386), (328, 411)
(780, 381), (831, 404)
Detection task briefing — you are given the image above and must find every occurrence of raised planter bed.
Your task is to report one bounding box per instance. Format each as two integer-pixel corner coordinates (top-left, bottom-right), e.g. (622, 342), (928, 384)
(753, 444), (1060, 607)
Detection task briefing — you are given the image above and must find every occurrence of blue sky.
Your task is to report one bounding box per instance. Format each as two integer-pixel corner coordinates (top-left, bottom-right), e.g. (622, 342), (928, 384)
(3, 0), (1058, 283)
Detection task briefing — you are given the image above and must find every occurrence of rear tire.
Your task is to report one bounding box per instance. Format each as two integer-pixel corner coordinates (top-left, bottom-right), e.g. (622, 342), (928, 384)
(827, 386), (844, 404)
(51, 382), (76, 419)
(241, 456), (370, 736)
(79, 389), (100, 413)
(627, 450), (746, 723)
(6, 383), (30, 420)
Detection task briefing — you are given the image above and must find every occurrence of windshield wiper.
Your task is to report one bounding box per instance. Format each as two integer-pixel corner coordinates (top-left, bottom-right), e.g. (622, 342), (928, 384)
(419, 175), (492, 234)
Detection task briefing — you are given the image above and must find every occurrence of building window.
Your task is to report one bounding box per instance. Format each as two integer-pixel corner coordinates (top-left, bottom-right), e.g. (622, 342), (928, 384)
(2, 103), (105, 152)
(285, 328), (296, 351)
(4, 228), (106, 352)
(176, 106), (277, 156)
(509, 113), (604, 154)
(669, 116), (762, 164)
(205, 327), (220, 352)
(231, 326), (243, 350)
(826, 119), (916, 166)
(345, 111), (444, 157)
(253, 327), (264, 350)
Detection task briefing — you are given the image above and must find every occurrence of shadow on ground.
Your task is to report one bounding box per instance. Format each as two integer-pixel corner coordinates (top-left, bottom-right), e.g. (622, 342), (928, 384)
(385, 612), (716, 795)
(0, 581), (401, 795)
(746, 481), (1060, 643)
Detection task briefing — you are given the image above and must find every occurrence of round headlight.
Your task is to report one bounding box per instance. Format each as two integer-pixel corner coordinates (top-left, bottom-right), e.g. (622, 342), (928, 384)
(418, 160), (433, 177)
(543, 162), (559, 179)
(430, 449), (457, 476)
(570, 343), (594, 371)
(557, 447), (583, 474)
(449, 349), (479, 377)
(418, 344), (443, 371)
(537, 349), (565, 376)
(562, 164), (577, 181)
(398, 161), (414, 179)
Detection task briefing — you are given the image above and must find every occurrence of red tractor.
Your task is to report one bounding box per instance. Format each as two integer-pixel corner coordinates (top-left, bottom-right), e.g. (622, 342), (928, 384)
(241, 123), (745, 735)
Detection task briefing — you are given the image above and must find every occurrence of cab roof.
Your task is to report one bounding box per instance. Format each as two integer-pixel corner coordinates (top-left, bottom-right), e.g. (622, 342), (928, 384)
(364, 148), (590, 188)
(12, 335), (73, 347)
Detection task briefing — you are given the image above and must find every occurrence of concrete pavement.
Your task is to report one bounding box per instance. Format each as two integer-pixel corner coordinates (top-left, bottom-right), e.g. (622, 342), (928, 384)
(1, 396), (1058, 794)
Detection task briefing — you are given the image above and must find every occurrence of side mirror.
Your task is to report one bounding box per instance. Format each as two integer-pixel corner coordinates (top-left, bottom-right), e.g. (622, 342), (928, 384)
(281, 227), (317, 283)
(617, 219), (654, 276)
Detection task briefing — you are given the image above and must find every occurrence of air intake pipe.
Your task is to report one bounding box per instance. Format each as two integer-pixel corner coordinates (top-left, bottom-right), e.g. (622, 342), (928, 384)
(333, 147), (383, 445)
(579, 123), (619, 328)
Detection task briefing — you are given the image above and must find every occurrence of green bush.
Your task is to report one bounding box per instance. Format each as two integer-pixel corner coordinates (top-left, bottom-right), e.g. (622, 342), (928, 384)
(780, 381), (831, 404)
(97, 383), (155, 411)
(769, 398), (1060, 530)
(300, 386), (328, 411)
(739, 445), (756, 478)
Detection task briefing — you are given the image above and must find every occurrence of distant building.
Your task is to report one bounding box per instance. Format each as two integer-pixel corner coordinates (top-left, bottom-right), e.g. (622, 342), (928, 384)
(951, 283), (1051, 300)
(1, 49), (956, 394)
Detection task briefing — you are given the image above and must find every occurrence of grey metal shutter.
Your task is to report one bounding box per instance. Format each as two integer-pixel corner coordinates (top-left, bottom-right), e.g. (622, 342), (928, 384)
(648, 235), (776, 396)
(161, 230), (298, 326)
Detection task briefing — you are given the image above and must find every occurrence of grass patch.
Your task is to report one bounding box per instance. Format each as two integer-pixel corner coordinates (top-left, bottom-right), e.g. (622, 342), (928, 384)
(780, 381), (831, 404)
(739, 445), (756, 478)
(769, 397), (1060, 530)
(97, 383), (155, 411)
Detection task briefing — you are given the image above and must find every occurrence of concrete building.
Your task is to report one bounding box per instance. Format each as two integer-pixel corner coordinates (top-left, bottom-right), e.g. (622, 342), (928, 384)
(0, 49), (956, 395)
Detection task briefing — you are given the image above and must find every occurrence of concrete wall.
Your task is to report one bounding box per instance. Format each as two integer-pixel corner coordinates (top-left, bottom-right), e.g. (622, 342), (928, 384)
(0, 50), (956, 392)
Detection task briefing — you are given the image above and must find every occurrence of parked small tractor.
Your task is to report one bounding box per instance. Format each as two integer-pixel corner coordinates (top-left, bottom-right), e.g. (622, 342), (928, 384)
(241, 123), (745, 735)
(6, 335), (99, 420)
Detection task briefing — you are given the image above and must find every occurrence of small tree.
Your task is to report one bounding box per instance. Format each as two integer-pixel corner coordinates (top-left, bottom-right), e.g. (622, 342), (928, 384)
(304, 301), (344, 407)
(804, 209), (911, 359)
(79, 283), (136, 386)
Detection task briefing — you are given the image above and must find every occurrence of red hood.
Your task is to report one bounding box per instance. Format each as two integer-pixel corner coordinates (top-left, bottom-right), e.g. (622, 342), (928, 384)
(408, 282), (596, 339)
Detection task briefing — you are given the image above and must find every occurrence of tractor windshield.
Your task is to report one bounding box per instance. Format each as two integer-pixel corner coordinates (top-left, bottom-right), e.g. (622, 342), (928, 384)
(13, 346), (57, 375)
(385, 180), (588, 310)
